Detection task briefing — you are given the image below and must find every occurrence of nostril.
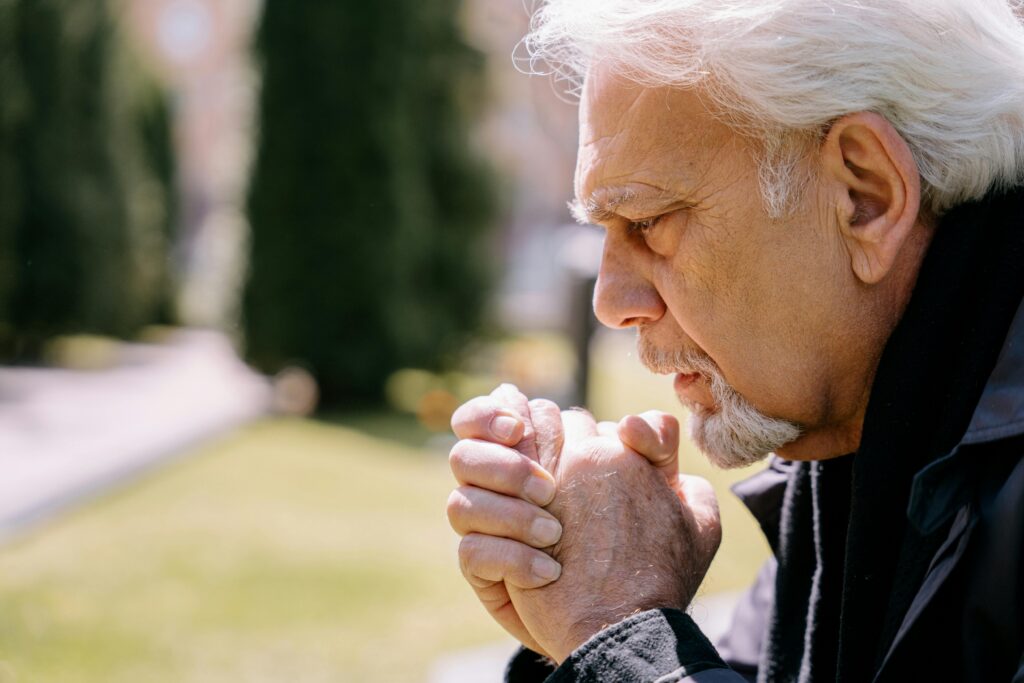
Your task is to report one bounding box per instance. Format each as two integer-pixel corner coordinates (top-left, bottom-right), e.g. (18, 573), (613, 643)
(593, 278), (666, 330)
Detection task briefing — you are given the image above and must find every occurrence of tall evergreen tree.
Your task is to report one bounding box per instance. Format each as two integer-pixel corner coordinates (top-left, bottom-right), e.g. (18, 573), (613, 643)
(0, 0), (175, 360)
(245, 1), (496, 405)
(0, 0), (26, 342)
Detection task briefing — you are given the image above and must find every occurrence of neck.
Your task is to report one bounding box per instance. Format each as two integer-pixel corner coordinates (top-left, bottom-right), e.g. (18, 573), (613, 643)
(776, 417), (864, 460)
(779, 219), (935, 462)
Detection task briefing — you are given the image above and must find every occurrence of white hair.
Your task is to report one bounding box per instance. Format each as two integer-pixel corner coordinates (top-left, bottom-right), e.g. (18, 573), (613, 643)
(521, 0), (1024, 216)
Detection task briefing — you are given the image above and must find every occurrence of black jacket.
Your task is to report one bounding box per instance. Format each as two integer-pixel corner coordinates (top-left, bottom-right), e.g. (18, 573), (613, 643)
(506, 189), (1024, 682)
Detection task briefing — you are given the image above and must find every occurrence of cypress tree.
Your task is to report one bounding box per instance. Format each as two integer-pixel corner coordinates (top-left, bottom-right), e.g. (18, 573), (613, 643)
(0, 0), (26, 343)
(0, 0), (175, 360)
(245, 0), (495, 405)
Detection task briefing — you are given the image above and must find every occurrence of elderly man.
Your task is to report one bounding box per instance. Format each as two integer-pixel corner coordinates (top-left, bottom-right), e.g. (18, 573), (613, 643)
(446, 1), (1024, 681)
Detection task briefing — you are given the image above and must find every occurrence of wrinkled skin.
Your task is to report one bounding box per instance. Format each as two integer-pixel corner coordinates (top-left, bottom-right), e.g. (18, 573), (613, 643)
(509, 397), (719, 661)
(451, 385), (720, 662)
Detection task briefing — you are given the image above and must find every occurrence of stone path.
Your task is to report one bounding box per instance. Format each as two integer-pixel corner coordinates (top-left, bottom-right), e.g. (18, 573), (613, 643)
(0, 330), (271, 542)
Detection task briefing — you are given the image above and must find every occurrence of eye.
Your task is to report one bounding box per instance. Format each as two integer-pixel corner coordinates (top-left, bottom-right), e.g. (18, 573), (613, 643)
(627, 215), (663, 236)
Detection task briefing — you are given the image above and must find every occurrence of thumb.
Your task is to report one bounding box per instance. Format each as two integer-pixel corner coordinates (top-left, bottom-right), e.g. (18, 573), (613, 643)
(617, 411), (680, 484)
(490, 384), (539, 463)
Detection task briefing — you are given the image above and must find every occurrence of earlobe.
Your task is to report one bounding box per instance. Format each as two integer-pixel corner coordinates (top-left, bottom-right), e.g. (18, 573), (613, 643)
(823, 112), (921, 285)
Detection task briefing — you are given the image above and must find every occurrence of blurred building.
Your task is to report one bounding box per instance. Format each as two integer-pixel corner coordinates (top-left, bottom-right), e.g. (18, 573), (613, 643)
(123, 0), (261, 333)
(463, 0), (594, 332)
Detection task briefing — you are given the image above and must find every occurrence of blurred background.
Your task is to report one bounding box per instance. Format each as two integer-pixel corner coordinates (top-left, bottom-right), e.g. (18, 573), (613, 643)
(0, 1), (769, 681)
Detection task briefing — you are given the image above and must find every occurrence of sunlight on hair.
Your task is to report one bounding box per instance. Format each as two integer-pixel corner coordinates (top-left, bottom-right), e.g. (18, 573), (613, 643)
(520, 0), (1024, 216)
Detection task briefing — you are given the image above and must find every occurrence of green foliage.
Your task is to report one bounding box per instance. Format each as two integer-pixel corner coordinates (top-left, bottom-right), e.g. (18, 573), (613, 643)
(244, 0), (497, 405)
(0, 0), (176, 360)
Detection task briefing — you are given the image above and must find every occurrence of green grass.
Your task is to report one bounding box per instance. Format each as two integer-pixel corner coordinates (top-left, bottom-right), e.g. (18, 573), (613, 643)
(0, 419), (507, 682)
(0, 334), (770, 682)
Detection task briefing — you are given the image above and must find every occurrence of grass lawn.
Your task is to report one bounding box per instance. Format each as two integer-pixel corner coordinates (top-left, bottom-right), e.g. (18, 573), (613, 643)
(0, 335), (770, 682)
(0, 419), (508, 682)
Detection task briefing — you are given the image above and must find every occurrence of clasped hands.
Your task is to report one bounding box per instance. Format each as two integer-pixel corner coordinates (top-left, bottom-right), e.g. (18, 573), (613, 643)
(446, 384), (722, 663)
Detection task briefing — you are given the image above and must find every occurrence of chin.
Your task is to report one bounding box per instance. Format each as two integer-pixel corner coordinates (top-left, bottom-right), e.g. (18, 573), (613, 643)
(687, 408), (801, 470)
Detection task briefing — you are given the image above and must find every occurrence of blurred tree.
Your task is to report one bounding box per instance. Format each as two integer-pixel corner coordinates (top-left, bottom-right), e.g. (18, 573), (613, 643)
(0, 0), (25, 344)
(245, 0), (496, 405)
(0, 0), (176, 360)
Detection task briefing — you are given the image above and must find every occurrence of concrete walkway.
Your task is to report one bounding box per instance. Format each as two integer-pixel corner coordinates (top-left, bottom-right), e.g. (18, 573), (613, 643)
(0, 330), (271, 542)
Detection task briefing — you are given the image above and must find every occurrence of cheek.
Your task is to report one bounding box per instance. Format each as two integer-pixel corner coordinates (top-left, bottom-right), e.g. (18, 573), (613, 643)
(652, 219), (742, 339)
(653, 219), (825, 421)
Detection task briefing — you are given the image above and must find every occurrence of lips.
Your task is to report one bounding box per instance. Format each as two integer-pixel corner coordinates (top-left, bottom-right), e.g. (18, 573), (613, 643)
(674, 371), (713, 412)
(674, 371), (700, 388)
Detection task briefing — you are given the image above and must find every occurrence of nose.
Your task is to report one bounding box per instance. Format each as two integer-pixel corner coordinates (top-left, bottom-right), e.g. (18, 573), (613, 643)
(592, 234), (666, 329)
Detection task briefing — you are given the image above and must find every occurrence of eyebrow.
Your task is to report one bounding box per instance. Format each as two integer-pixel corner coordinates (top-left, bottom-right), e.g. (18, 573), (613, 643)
(569, 186), (682, 225)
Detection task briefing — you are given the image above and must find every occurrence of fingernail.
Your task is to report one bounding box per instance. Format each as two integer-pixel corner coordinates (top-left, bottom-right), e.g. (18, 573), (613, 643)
(490, 415), (519, 441)
(531, 517), (562, 547)
(532, 555), (561, 581)
(524, 475), (556, 506)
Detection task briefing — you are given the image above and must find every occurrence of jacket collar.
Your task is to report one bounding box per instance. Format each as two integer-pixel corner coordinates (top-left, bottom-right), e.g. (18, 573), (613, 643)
(906, 296), (1024, 534)
(962, 297), (1024, 445)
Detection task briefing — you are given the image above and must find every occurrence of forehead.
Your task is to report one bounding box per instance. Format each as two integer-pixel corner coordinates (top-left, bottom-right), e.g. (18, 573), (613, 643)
(575, 69), (739, 203)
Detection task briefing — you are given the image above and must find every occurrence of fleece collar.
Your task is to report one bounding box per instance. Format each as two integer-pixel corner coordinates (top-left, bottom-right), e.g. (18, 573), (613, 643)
(963, 297), (1024, 445)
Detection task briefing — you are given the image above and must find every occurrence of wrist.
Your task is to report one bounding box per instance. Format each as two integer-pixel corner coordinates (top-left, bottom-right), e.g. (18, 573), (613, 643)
(546, 609), (728, 682)
(552, 619), (610, 664)
(554, 607), (663, 664)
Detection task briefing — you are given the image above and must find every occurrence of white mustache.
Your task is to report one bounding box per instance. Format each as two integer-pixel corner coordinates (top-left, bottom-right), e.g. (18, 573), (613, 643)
(636, 334), (719, 378)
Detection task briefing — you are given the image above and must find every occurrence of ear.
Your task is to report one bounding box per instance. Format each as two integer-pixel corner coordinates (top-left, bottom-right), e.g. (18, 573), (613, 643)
(821, 112), (921, 285)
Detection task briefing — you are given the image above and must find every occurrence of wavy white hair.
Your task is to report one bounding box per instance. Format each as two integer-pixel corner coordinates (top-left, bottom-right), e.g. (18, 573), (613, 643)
(522, 0), (1024, 216)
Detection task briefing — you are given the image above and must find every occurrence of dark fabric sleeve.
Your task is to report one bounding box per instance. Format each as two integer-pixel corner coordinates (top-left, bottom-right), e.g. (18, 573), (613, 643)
(527, 608), (741, 682)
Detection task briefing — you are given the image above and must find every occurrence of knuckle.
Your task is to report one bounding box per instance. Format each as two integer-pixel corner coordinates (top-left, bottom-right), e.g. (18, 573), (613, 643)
(506, 506), (536, 539)
(459, 533), (533, 584)
(562, 406), (594, 420)
(577, 435), (622, 465)
(448, 439), (474, 472)
(511, 456), (536, 487)
(529, 398), (560, 416)
(448, 439), (464, 466)
(446, 488), (470, 528)
(493, 538), (525, 570)
(498, 460), (535, 495)
(612, 443), (651, 472)
(508, 544), (534, 572)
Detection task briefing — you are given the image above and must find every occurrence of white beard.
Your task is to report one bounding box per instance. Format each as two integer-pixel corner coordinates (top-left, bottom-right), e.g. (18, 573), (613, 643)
(638, 336), (802, 469)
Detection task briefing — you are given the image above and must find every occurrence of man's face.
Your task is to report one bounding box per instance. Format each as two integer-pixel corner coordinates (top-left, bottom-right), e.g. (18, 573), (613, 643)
(576, 69), (892, 464)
